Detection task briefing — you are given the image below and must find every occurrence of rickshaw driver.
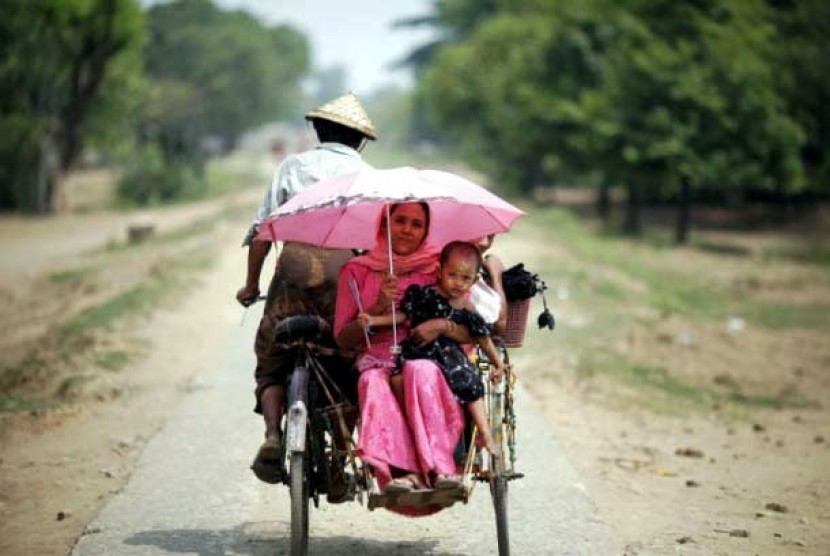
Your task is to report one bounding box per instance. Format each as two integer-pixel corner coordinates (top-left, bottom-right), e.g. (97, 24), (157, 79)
(235, 93), (377, 493)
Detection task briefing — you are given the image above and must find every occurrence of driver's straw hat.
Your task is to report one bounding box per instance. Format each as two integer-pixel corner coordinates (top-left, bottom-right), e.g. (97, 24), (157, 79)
(305, 92), (377, 140)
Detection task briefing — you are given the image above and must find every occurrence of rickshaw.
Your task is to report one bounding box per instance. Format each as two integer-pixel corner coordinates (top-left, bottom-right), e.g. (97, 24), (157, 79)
(249, 166), (547, 555)
(265, 294), (534, 556)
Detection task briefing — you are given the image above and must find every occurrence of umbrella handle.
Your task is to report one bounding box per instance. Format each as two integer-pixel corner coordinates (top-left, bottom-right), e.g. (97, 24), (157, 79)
(385, 203), (399, 352)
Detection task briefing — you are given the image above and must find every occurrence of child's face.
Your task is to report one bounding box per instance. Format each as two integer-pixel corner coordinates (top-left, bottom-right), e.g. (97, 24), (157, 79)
(438, 252), (479, 299)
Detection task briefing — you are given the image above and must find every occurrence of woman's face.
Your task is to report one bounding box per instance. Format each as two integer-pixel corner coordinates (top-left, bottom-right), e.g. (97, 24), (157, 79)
(387, 203), (428, 256)
(475, 235), (494, 253)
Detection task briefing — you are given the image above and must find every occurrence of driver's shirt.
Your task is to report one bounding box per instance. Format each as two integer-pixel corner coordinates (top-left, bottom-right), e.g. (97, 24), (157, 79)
(245, 141), (372, 328)
(241, 142), (371, 246)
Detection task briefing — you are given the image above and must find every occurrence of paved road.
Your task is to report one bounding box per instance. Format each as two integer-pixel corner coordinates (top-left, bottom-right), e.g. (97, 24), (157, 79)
(71, 308), (619, 556)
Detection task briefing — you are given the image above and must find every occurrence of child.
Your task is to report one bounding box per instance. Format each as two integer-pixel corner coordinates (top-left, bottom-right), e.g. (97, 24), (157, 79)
(358, 241), (505, 456)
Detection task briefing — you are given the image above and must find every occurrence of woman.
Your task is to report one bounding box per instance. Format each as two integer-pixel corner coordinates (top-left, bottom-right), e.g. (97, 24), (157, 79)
(334, 202), (470, 513)
(472, 234), (508, 335)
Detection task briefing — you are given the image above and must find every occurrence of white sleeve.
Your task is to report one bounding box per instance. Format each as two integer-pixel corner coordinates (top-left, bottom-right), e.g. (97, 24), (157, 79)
(241, 160), (293, 246)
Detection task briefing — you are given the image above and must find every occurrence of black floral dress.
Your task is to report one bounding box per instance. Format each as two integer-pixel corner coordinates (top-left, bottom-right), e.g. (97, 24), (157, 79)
(397, 284), (490, 403)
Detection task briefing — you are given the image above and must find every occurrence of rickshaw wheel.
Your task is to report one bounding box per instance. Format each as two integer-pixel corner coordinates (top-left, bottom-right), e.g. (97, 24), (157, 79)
(289, 452), (309, 555)
(490, 464), (510, 555)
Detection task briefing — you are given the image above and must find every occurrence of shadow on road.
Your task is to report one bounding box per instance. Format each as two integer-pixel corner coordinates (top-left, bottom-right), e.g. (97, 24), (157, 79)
(125, 524), (467, 556)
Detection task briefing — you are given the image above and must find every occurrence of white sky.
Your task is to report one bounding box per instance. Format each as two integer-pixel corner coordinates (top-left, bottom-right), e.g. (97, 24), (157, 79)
(213, 0), (438, 95)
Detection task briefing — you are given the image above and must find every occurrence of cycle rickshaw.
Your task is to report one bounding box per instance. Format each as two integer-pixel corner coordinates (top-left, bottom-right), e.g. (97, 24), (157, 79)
(265, 294), (536, 556)
(249, 166), (550, 556)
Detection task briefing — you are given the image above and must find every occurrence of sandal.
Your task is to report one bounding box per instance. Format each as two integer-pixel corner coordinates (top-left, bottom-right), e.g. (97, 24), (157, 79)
(434, 474), (462, 489)
(384, 473), (423, 493)
(251, 438), (285, 484)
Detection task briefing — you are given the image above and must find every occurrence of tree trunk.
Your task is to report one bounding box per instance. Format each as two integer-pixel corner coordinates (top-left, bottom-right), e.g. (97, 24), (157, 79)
(596, 182), (611, 220)
(623, 181), (642, 235)
(34, 137), (61, 214)
(60, 1), (123, 172)
(675, 175), (692, 244)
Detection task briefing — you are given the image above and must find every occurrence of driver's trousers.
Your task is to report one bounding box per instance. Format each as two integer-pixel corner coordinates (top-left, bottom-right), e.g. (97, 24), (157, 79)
(253, 242), (356, 413)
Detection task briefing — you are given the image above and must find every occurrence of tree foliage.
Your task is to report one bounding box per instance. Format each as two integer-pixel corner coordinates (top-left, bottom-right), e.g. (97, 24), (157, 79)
(143, 0), (309, 163)
(413, 0), (823, 240)
(0, 0), (145, 213)
(114, 0), (311, 206)
(0, 0), (312, 211)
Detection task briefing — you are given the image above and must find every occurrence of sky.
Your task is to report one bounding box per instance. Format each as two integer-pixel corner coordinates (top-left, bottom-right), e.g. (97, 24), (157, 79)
(213, 0), (438, 96)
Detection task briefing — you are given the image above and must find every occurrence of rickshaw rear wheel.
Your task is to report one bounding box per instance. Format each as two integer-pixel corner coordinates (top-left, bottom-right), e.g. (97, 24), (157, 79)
(289, 452), (309, 556)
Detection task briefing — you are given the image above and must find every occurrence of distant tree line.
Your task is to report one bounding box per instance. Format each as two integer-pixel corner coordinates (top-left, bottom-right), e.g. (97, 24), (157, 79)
(404, 0), (830, 241)
(0, 0), (309, 212)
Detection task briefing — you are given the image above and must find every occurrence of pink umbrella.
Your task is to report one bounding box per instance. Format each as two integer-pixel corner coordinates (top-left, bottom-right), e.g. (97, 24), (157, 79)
(256, 166), (524, 349)
(256, 166), (523, 249)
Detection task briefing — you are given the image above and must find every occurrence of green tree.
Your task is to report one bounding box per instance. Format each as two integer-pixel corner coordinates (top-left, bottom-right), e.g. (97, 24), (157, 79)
(143, 0), (309, 163)
(595, 0), (804, 239)
(414, 0), (808, 242)
(419, 2), (611, 191)
(394, 0), (500, 142)
(770, 0), (830, 195)
(0, 0), (145, 213)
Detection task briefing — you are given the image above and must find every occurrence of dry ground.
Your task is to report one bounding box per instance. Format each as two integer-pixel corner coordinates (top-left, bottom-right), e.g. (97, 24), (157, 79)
(1, 158), (829, 556)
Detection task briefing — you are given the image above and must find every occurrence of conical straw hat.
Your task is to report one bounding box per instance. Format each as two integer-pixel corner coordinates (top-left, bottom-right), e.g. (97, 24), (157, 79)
(305, 92), (377, 140)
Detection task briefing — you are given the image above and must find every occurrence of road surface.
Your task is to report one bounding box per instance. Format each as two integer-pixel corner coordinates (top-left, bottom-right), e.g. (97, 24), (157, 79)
(71, 304), (619, 556)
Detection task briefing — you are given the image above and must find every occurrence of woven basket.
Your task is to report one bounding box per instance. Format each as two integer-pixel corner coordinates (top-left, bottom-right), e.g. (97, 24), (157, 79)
(501, 298), (532, 348)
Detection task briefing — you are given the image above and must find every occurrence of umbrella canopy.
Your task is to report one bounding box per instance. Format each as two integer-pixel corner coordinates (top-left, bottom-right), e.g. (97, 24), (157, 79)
(256, 166), (523, 249)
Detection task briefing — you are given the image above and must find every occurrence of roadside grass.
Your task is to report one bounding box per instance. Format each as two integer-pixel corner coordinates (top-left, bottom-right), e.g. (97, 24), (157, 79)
(533, 207), (830, 330)
(0, 246), (215, 412)
(48, 267), (93, 286)
(63, 251), (213, 337)
(521, 205), (826, 415)
(744, 301), (830, 332)
(93, 349), (133, 372)
(763, 243), (830, 267)
(576, 350), (814, 416)
(0, 393), (61, 413)
(103, 203), (251, 254)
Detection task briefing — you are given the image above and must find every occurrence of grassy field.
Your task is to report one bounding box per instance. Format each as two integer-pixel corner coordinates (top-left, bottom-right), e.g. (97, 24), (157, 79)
(505, 205), (830, 417)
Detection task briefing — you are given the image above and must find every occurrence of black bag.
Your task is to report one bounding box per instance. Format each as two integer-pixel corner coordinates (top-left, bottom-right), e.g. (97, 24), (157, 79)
(502, 263), (541, 302)
(492, 263), (555, 330)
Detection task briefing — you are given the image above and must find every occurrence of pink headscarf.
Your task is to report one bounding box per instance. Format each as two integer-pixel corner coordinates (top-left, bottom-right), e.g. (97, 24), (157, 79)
(350, 204), (440, 276)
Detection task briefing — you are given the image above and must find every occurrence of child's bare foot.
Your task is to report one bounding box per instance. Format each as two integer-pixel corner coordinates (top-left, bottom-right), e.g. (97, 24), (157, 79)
(484, 437), (500, 456)
(476, 432), (500, 456)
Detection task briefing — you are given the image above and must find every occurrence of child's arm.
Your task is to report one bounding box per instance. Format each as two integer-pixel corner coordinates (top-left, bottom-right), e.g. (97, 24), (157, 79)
(357, 311), (406, 330)
(478, 335), (506, 383)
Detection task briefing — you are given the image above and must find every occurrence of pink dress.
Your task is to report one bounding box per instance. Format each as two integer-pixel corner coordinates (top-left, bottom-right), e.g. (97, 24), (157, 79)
(334, 261), (465, 516)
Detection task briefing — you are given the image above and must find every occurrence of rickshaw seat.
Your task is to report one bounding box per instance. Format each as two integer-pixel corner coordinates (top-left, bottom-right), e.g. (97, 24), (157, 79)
(274, 315), (331, 344)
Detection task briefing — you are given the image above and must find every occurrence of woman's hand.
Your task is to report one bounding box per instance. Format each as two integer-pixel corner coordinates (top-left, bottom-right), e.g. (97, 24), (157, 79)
(409, 318), (449, 346)
(357, 312), (375, 329)
(370, 273), (399, 314)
